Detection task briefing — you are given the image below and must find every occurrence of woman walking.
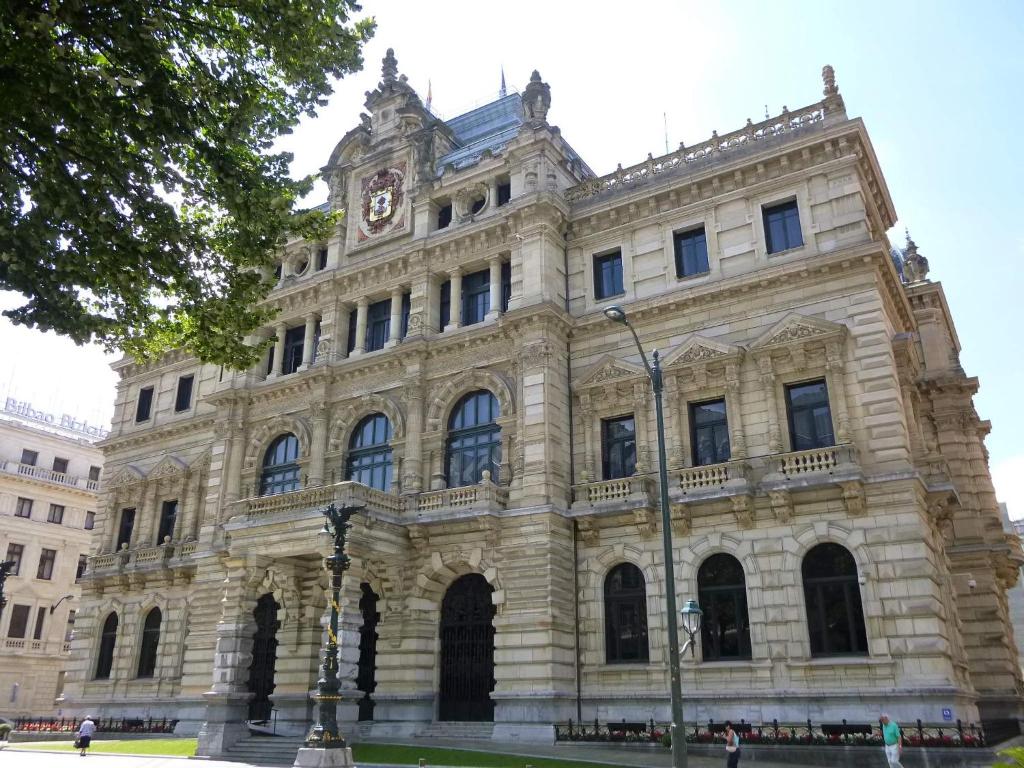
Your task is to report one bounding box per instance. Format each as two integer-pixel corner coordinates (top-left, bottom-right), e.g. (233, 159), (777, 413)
(76, 716), (96, 756)
(724, 720), (741, 767)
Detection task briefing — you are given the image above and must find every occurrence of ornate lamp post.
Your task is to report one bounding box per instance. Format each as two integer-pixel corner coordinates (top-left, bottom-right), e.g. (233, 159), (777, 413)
(603, 304), (689, 768)
(0, 559), (16, 621)
(293, 502), (362, 768)
(680, 599), (703, 657)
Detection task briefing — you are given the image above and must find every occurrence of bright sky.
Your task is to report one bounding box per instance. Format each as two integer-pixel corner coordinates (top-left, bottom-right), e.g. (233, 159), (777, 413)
(2, 0), (1022, 515)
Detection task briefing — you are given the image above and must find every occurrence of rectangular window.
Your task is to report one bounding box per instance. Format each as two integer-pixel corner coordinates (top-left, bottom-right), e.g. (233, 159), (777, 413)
(7, 605), (30, 638)
(5, 544), (24, 576)
(365, 299), (391, 352)
(439, 279), (451, 329)
(690, 399), (730, 466)
(497, 181), (512, 206)
(602, 415), (637, 480)
(785, 379), (835, 451)
(674, 227), (710, 278)
(273, 262), (283, 280)
(174, 374), (194, 412)
(88, 465), (101, 482)
(437, 203), (452, 230)
(157, 499), (178, 544)
(116, 507), (136, 550)
(282, 326), (305, 375)
(400, 292), (411, 338)
(763, 200), (803, 254)
(20, 449), (38, 466)
(47, 503), (64, 524)
(135, 386), (154, 422)
(593, 250), (624, 300)
(65, 610), (76, 642)
(15, 497), (33, 518)
(346, 308), (358, 354)
(501, 261), (511, 312)
(462, 269), (490, 326)
(37, 548), (56, 580)
(317, 247), (329, 271)
(33, 607), (46, 640)
(84, 510), (95, 530)
(52, 457), (69, 474)
(76, 554), (88, 580)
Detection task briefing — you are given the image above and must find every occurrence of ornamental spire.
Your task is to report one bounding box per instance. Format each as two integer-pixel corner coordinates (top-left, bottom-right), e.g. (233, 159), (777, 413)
(822, 64), (839, 97)
(901, 229), (930, 283)
(381, 48), (398, 86)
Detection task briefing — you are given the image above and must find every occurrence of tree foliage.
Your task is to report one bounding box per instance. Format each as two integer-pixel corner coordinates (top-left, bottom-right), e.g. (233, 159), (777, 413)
(0, 0), (373, 367)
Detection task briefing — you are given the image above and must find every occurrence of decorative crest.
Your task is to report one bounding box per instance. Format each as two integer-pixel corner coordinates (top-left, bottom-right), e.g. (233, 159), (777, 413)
(901, 229), (930, 283)
(522, 70), (551, 123)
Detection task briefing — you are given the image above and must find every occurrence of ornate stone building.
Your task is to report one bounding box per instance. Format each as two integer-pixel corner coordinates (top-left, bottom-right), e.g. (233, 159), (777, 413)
(63, 52), (1023, 756)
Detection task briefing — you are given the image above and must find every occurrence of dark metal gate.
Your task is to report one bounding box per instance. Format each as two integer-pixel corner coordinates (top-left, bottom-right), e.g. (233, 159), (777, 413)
(438, 574), (495, 722)
(246, 593), (280, 722)
(357, 583), (379, 721)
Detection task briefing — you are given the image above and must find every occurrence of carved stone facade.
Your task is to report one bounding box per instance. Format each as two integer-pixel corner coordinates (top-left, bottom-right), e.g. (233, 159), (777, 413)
(62, 55), (1022, 754)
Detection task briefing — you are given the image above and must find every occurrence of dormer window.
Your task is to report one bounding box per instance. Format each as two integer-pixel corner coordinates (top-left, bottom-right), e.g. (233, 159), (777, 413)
(317, 247), (328, 271)
(497, 181), (511, 206)
(437, 203), (452, 230)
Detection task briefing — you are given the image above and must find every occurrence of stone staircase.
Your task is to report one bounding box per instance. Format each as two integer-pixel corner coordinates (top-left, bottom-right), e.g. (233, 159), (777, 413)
(221, 734), (306, 767)
(414, 721), (495, 741)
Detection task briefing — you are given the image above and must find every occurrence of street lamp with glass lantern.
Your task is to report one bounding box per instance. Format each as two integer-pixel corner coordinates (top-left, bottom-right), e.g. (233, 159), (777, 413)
(603, 304), (690, 768)
(680, 599), (703, 657)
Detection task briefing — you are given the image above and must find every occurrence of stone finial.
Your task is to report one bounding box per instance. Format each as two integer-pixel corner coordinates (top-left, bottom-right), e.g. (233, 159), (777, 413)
(381, 48), (398, 86)
(901, 229), (930, 283)
(522, 70), (551, 123)
(822, 64), (839, 97)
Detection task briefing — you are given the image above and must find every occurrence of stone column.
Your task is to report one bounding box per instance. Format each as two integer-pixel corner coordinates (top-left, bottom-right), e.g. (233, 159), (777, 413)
(308, 402), (328, 487)
(725, 363), (747, 459)
(579, 393), (596, 483)
(336, 302), (351, 359)
(825, 341), (852, 444)
(632, 382), (651, 474)
(386, 287), (404, 347)
(486, 257), (502, 321)
(299, 313), (318, 370)
(665, 374), (686, 467)
(401, 370), (425, 493)
(223, 422), (247, 505)
(758, 356), (782, 453)
(268, 322), (286, 377)
(445, 268), (462, 331)
(141, 481), (160, 548)
(351, 297), (368, 355)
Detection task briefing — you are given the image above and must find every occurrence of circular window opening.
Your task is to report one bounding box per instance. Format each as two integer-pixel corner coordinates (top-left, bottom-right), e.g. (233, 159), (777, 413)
(470, 195), (486, 215)
(292, 257), (309, 276)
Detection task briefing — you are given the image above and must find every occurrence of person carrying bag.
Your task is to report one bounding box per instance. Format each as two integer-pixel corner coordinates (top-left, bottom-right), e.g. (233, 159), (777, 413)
(76, 716), (96, 756)
(724, 720), (741, 767)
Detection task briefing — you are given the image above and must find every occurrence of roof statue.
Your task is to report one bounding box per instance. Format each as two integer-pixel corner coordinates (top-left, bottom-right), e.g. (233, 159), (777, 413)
(900, 229), (930, 283)
(381, 47), (398, 86)
(822, 64), (845, 113)
(522, 70), (551, 124)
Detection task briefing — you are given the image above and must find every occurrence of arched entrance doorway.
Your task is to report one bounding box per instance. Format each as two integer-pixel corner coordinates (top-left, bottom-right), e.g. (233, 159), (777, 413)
(357, 583), (380, 721)
(438, 574), (495, 722)
(246, 593), (280, 722)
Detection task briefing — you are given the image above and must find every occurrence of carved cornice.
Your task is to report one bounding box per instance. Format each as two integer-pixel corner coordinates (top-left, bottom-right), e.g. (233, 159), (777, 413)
(100, 416), (217, 452)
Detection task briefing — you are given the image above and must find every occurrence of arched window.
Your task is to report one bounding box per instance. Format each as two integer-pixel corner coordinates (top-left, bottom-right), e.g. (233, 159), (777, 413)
(136, 607), (162, 678)
(697, 554), (751, 661)
(95, 612), (118, 679)
(347, 414), (393, 491)
(445, 391), (500, 488)
(802, 543), (867, 656)
(604, 563), (649, 663)
(260, 433), (300, 496)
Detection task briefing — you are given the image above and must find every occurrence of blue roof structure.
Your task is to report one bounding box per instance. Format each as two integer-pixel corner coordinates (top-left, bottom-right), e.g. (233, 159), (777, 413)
(436, 95), (524, 175)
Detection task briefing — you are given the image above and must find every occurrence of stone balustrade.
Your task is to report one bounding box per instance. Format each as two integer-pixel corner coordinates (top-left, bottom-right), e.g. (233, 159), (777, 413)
(571, 475), (654, 510)
(412, 476), (509, 515)
(776, 445), (858, 476)
(87, 540), (198, 576)
(0, 459), (100, 492)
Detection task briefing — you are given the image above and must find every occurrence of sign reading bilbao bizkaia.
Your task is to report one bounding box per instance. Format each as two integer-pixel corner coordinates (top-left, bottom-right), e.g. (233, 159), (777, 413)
(3, 397), (110, 440)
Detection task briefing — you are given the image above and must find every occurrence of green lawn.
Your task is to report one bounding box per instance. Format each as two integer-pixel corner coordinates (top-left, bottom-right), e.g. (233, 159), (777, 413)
(13, 738), (618, 767)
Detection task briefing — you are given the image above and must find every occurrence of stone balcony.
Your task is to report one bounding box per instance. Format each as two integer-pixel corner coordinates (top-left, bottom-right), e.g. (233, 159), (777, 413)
(0, 459), (100, 493)
(2, 638), (71, 655)
(570, 475), (654, 515)
(669, 459), (752, 505)
(759, 444), (861, 491)
(87, 540), (199, 577)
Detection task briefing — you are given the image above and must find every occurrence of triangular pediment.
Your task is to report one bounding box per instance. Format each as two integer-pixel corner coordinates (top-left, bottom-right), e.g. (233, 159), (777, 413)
(662, 335), (741, 368)
(149, 454), (188, 479)
(751, 313), (846, 349)
(108, 464), (145, 488)
(573, 355), (645, 390)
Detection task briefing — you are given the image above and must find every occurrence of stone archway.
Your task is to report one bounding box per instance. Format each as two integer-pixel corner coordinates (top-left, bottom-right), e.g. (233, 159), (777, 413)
(245, 593), (281, 722)
(437, 574), (495, 722)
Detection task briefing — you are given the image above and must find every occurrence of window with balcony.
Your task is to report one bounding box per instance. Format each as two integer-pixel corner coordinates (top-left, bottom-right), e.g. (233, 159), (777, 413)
(47, 504), (64, 524)
(346, 414), (393, 492)
(88, 465), (101, 482)
(802, 543), (867, 657)
(317, 247), (329, 271)
(5, 543), (23, 576)
(690, 399), (730, 466)
(445, 391), (501, 488)
(136, 608), (162, 678)
(95, 613), (118, 679)
(33, 607), (46, 640)
(175, 375), (194, 412)
(697, 553), (751, 660)
(785, 379), (835, 451)
(437, 202), (452, 230)
(763, 199), (803, 254)
(282, 326), (305, 375)
(260, 433), (301, 496)
(20, 449), (38, 466)
(76, 554), (88, 580)
(37, 548), (56, 580)
(15, 497), (33, 518)
(156, 500), (178, 544)
(462, 269), (490, 326)
(593, 250), (624, 300)
(674, 226), (710, 278)
(116, 507), (136, 550)
(84, 511), (95, 530)
(366, 299), (391, 352)
(604, 562), (649, 663)
(7, 605), (30, 638)
(52, 457), (69, 474)
(601, 415), (636, 480)
(497, 181), (512, 206)
(135, 386), (154, 422)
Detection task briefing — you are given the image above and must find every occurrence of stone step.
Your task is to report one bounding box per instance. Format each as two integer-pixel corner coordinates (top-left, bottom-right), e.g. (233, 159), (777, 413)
(222, 736), (305, 767)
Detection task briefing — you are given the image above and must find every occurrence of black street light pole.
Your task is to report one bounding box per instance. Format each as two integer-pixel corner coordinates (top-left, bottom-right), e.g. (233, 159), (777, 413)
(303, 502), (362, 751)
(604, 305), (688, 768)
(0, 560), (16, 622)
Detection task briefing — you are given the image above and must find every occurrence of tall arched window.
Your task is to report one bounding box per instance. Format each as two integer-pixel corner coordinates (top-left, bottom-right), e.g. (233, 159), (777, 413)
(95, 612), (118, 679)
(697, 553), (751, 661)
(445, 391), (501, 488)
(136, 607), (162, 678)
(604, 563), (649, 663)
(260, 433), (300, 496)
(347, 414), (393, 491)
(802, 543), (867, 656)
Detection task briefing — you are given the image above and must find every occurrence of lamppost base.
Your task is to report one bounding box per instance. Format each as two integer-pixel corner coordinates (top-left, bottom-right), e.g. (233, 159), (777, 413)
(292, 746), (356, 767)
